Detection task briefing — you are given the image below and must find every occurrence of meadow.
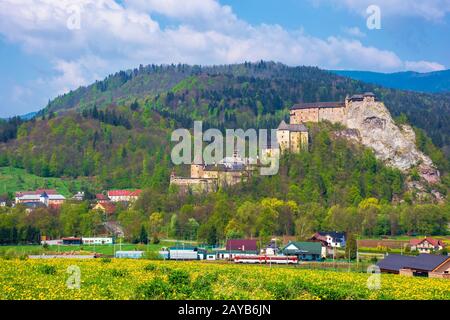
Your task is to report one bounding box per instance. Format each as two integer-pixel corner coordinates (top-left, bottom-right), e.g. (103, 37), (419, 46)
(0, 259), (449, 300)
(0, 167), (99, 197)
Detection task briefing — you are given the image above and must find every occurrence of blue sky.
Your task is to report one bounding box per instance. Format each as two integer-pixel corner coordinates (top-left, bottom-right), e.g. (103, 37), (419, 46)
(0, 0), (449, 118)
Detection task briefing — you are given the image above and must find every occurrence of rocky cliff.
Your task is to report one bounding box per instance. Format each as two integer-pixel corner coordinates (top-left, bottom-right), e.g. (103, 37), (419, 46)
(343, 99), (440, 185)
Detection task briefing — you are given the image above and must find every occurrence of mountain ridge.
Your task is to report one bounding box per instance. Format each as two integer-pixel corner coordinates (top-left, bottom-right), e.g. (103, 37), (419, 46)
(332, 69), (450, 93)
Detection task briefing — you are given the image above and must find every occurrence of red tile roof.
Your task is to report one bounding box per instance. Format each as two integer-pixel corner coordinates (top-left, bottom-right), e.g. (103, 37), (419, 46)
(96, 202), (116, 215)
(96, 194), (109, 201)
(410, 238), (445, 247)
(129, 190), (142, 197)
(108, 190), (142, 197)
(107, 190), (142, 197)
(16, 189), (58, 197)
(226, 239), (257, 251)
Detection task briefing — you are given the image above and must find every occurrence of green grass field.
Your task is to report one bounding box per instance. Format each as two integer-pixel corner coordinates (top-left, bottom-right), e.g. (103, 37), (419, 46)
(0, 167), (100, 197)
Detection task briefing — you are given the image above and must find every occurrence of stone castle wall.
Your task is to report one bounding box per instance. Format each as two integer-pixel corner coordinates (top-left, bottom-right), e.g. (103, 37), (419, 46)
(290, 106), (346, 124)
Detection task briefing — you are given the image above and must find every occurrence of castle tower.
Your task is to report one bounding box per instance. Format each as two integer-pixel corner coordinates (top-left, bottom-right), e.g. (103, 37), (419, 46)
(363, 92), (376, 103)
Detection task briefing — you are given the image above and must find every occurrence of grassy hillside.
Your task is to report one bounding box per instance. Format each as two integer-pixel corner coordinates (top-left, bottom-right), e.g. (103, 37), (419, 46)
(0, 167), (99, 197)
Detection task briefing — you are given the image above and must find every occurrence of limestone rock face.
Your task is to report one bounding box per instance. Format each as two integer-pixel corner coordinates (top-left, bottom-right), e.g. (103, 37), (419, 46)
(344, 100), (440, 183)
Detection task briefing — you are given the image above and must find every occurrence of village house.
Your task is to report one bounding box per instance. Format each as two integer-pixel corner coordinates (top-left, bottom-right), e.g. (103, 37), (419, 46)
(15, 189), (66, 209)
(260, 240), (280, 256)
(377, 253), (450, 279)
(71, 191), (85, 201)
(82, 237), (114, 245)
(409, 237), (445, 253)
(310, 231), (346, 248)
(282, 241), (323, 261)
(0, 196), (7, 207)
(93, 202), (116, 215)
(96, 194), (110, 203)
(107, 190), (142, 203)
(214, 239), (258, 260)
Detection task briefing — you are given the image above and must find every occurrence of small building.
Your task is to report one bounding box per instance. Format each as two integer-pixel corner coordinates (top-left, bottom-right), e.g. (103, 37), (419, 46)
(0, 196), (7, 207)
(215, 250), (258, 260)
(282, 241), (323, 261)
(107, 190), (142, 203)
(23, 201), (47, 213)
(115, 251), (144, 259)
(261, 240), (280, 256)
(40, 239), (63, 245)
(96, 194), (110, 203)
(15, 189), (65, 208)
(377, 253), (450, 278)
(82, 237), (113, 245)
(93, 202), (116, 215)
(72, 192), (85, 201)
(310, 231), (346, 248)
(226, 239), (258, 252)
(169, 246), (204, 260)
(62, 237), (82, 245)
(206, 254), (217, 261)
(410, 237), (445, 253)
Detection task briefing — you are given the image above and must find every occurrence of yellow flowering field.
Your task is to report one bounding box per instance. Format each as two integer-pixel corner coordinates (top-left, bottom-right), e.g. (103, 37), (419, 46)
(0, 259), (449, 300)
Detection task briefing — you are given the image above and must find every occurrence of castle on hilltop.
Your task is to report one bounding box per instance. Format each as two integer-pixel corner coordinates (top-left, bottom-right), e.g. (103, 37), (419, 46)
(170, 150), (257, 193)
(276, 92), (377, 153)
(289, 92), (376, 124)
(171, 93), (377, 193)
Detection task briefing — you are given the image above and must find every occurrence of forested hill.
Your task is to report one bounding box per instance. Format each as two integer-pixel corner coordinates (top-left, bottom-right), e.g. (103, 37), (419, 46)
(0, 62), (449, 203)
(42, 62), (450, 154)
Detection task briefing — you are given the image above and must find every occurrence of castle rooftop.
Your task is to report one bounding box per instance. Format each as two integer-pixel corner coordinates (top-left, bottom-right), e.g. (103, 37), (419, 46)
(277, 120), (308, 132)
(291, 101), (344, 110)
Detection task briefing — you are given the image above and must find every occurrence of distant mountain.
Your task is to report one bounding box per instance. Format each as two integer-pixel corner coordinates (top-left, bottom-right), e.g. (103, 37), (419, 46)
(332, 69), (450, 93)
(19, 112), (38, 121)
(1, 111), (37, 121)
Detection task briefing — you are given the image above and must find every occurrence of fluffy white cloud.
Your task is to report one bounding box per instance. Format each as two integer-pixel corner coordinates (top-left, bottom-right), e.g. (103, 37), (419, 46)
(405, 60), (446, 73)
(325, 0), (450, 20)
(0, 0), (446, 116)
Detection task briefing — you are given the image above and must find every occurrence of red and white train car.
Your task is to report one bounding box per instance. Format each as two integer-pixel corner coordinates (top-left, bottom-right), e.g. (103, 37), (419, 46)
(233, 255), (298, 265)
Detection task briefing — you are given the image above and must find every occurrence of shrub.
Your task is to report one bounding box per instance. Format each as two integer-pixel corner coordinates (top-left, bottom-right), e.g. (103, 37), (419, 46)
(168, 269), (190, 287)
(36, 264), (57, 275)
(144, 263), (157, 271)
(135, 278), (171, 300)
(110, 268), (129, 277)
